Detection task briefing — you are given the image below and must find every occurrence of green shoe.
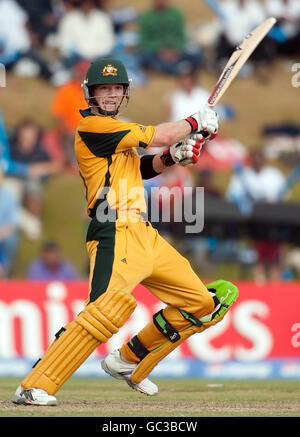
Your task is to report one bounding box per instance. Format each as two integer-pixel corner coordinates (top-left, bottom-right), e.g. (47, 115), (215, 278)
(200, 280), (239, 323)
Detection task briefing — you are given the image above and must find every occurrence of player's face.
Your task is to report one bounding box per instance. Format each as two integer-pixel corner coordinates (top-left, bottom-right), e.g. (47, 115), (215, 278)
(93, 84), (125, 113)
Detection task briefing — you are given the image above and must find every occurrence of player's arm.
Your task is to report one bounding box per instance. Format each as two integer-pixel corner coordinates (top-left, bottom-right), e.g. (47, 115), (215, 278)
(77, 104), (218, 155)
(150, 104), (219, 149)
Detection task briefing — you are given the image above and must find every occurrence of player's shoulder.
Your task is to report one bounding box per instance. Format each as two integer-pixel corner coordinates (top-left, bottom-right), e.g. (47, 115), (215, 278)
(77, 110), (114, 131)
(78, 109), (104, 123)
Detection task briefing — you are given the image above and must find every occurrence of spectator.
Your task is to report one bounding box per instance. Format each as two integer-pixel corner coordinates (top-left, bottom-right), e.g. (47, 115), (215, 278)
(227, 149), (286, 215)
(2, 120), (62, 239)
(165, 66), (210, 121)
(0, 109), (29, 179)
(194, 169), (222, 198)
(0, 169), (20, 278)
(138, 0), (202, 76)
(215, 0), (273, 79)
(1, 109), (64, 192)
(227, 149), (285, 280)
(94, 0), (146, 86)
(15, 0), (59, 47)
(164, 64), (234, 123)
(0, 0), (54, 80)
(27, 241), (79, 281)
(252, 240), (283, 284)
(9, 119), (62, 180)
(51, 61), (89, 170)
(56, 0), (116, 68)
(96, 0), (138, 38)
(285, 246), (300, 278)
(265, 0), (300, 57)
(0, 0), (31, 69)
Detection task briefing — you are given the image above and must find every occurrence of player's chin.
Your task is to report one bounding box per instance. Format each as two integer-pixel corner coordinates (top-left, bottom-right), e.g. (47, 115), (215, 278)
(102, 105), (118, 114)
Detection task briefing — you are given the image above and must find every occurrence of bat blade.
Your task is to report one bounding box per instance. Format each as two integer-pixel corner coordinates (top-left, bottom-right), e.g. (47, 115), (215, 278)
(208, 17), (277, 107)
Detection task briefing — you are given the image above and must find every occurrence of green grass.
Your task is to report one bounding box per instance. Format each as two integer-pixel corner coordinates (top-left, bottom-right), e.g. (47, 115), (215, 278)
(1, 378), (300, 417)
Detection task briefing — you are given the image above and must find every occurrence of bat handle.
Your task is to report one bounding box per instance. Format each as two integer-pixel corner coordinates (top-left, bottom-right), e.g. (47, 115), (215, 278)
(200, 130), (210, 138)
(199, 102), (216, 138)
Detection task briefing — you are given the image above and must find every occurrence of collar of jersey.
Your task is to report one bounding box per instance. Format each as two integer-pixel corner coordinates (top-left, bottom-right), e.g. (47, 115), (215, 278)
(79, 108), (95, 118)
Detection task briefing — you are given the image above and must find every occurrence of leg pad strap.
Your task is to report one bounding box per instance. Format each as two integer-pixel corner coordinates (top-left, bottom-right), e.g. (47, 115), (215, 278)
(153, 309), (181, 343)
(127, 335), (150, 361)
(131, 312), (226, 385)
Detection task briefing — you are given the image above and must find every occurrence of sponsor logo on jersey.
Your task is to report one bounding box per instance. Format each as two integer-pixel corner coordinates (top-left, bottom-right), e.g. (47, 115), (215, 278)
(138, 125), (147, 133)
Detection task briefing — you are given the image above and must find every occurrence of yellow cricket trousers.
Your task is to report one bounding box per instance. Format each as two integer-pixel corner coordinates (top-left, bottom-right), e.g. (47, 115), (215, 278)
(87, 216), (212, 308)
(86, 216), (214, 358)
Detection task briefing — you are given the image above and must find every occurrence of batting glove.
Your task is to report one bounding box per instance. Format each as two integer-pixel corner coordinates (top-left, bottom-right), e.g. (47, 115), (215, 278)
(161, 134), (205, 167)
(185, 104), (219, 139)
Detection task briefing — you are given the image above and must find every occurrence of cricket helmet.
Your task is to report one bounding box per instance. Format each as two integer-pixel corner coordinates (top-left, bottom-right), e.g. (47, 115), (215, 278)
(81, 58), (131, 116)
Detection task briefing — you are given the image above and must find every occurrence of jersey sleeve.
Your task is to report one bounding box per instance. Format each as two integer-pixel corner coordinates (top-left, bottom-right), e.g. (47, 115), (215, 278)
(77, 115), (155, 158)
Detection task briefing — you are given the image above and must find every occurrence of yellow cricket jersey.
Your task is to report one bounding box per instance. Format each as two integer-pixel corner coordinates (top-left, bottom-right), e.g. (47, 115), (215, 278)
(75, 109), (155, 219)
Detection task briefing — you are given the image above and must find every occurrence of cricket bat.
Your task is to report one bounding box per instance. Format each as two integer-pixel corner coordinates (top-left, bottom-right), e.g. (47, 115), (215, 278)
(207, 17), (277, 108)
(177, 18), (277, 164)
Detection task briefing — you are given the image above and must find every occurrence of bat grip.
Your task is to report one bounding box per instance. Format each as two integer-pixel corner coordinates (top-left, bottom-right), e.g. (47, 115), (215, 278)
(200, 130), (210, 138)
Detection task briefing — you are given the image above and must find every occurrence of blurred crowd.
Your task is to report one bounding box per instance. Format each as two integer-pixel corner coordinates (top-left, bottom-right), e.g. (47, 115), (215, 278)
(0, 0), (300, 284)
(0, 0), (299, 83)
(0, 0), (299, 84)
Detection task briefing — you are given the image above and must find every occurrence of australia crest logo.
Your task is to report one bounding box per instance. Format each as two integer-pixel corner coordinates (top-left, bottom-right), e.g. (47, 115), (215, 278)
(102, 64), (118, 76)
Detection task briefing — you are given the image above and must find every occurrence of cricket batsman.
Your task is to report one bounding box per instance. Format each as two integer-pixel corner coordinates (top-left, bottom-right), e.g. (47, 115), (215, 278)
(12, 58), (238, 405)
